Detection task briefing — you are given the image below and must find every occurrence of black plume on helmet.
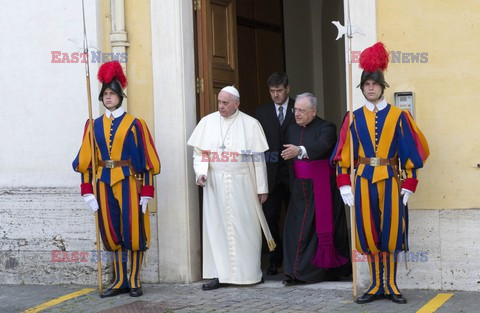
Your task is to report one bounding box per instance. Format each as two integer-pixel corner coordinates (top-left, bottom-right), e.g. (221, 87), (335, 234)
(357, 69), (389, 88)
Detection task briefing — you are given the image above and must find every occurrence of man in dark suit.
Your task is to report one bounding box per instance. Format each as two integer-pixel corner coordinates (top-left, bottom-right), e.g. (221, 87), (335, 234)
(255, 72), (294, 275)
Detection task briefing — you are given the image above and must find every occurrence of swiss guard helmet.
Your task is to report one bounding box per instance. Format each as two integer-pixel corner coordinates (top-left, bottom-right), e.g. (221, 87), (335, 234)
(357, 42), (390, 89)
(97, 61), (127, 108)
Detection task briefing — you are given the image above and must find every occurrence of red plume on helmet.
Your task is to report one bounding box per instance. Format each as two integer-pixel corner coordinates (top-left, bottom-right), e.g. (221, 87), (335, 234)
(359, 42), (390, 73)
(97, 61), (127, 89)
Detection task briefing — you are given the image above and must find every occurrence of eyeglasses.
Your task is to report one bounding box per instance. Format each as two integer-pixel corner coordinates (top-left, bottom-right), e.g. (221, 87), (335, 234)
(292, 108), (311, 114)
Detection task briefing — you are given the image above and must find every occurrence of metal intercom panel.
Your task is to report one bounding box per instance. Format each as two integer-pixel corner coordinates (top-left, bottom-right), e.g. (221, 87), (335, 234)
(394, 91), (414, 118)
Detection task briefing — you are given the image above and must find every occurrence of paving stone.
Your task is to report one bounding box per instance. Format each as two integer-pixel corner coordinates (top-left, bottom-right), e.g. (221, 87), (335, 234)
(2, 281), (479, 313)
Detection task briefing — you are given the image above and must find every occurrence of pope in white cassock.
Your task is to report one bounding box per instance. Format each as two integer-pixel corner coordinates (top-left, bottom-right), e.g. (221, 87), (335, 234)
(187, 86), (273, 290)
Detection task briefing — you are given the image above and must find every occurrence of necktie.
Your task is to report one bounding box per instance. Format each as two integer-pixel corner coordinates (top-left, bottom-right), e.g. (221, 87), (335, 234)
(278, 106), (284, 125)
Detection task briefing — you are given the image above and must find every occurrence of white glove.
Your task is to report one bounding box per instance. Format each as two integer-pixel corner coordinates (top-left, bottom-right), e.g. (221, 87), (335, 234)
(139, 196), (152, 213)
(83, 194), (99, 212)
(339, 185), (354, 207)
(400, 188), (413, 206)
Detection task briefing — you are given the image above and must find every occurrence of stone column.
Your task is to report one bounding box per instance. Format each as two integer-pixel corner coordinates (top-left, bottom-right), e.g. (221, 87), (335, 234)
(344, 0), (378, 289)
(110, 0), (129, 109)
(150, 0), (201, 282)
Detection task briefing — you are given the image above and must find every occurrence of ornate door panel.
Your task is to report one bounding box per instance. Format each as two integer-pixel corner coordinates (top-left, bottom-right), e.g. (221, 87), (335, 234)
(195, 0), (238, 118)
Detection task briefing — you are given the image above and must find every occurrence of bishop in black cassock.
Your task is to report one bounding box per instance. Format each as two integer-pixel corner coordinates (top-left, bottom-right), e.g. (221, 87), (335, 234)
(281, 93), (350, 285)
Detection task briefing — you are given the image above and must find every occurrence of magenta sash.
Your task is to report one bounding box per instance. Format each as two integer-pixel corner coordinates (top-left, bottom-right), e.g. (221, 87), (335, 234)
(293, 159), (348, 268)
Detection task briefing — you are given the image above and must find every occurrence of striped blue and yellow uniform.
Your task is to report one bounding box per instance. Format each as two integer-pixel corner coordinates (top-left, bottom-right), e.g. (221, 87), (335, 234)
(73, 111), (160, 288)
(331, 104), (429, 296)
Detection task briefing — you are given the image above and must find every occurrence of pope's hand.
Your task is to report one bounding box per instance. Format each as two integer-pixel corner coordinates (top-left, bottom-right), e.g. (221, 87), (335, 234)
(83, 194), (99, 212)
(197, 175), (207, 187)
(139, 196), (152, 213)
(258, 193), (268, 204)
(339, 185), (354, 206)
(400, 188), (413, 206)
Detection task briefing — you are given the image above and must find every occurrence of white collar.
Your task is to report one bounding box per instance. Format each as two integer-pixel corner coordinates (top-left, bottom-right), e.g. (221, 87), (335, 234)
(365, 98), (387, 112)
(105, 107), (125, 119)
(274, 99), (289, 112)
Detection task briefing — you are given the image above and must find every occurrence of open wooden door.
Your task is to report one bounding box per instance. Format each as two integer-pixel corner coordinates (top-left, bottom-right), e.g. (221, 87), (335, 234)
(195, 0), (239, 119)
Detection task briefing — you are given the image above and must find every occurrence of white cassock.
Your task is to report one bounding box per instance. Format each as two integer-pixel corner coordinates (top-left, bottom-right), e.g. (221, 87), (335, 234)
(187, 109), (269, 284)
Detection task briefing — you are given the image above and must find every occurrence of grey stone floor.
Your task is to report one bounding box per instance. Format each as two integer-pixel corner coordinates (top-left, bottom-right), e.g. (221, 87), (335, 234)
(2, 280), (478, 313)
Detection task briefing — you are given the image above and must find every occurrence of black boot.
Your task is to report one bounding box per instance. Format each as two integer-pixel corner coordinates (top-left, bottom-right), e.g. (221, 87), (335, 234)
(100, 287), (130, 298)
(386, 294), (407, 304)
(129, 287), (143, 297)
(356, 293), (385, 304)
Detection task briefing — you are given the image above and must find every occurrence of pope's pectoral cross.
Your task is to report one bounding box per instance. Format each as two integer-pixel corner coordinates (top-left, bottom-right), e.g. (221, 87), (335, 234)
(219, 144), (226, 152)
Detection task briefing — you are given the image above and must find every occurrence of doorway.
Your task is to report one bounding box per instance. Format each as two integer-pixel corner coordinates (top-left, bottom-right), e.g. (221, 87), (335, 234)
(194, 0), (346, 126)
(236, 0), (285, 116)
(234, 0), (347, 275)
(192, 0), (348, 276)
(236, 0), (346, 126)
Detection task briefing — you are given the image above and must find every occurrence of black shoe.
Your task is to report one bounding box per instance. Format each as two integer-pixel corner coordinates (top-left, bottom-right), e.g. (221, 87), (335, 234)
(266, 263), (279, 276)
(356, 293), (385, 304)
(386, 294), (407, 304)
(129, 287), (143, 297)
(202, 278), (220, 291)
(282, 278), (305, 286)
(100, 287), (130, 298)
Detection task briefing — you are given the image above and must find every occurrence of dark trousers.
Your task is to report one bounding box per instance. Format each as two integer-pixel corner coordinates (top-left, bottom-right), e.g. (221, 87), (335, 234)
(263, 172), (290, 266)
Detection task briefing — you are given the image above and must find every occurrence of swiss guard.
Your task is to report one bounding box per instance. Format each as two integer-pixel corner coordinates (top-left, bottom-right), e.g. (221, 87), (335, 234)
(331, 42), (429, 304)
(73, 61), (161, 297)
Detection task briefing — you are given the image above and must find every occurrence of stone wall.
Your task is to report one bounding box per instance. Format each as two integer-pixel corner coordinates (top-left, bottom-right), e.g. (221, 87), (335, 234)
(355, 209), (480, 292)
(0, 187), (159, 285)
